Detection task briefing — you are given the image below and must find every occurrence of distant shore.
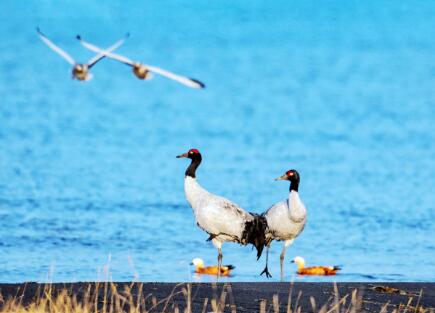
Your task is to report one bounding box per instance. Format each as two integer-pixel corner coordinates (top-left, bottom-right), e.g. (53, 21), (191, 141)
(0, 282), (434, 312)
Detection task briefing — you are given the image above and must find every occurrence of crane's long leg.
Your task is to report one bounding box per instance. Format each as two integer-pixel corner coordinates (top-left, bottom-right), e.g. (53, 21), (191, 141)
(260, 245), (272, 278)
(212, 238), (223, 281)
(280, 239), (294, 281)
(217, 247), (223, 280)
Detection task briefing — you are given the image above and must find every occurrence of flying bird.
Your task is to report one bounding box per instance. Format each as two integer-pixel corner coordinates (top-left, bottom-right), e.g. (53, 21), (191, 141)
(191, 258), (235, 276)
(36, 28), (128, 81)
(261, 169), (307, 280)
(76, 35), (205, 89)
(291, 256), (341, 275)
(177, 149), (266, 277)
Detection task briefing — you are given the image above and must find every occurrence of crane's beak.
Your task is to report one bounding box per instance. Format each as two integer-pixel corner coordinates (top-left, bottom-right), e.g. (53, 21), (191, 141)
(176, 152), (189, 158)
(189, 262), (193, 265)
(290, 260), (295, 263)
(274, 174), (287, 181)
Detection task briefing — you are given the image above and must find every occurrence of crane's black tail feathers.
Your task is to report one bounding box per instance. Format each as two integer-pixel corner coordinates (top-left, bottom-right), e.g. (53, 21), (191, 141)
(242, 213), (268, 260)
(227, 265), (236, 270)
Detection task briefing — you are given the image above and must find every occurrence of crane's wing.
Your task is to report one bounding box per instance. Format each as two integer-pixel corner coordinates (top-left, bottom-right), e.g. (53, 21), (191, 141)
(198, 197), (252, 239)
(77, 35), (135, 66)
(37, 27), (75, 65)
(145, 64), (205, 89)
(86, 33), (130, 68)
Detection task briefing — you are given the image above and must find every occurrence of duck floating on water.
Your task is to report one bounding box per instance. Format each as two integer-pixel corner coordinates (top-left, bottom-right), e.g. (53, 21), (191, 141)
(177, 148), (266, 277)
(261, 169), (307, 280)
(291, 256), (341, 275)
(191, 258), (235, 276)
(36, 28), (128, 81)
(76, 35), (205, 89)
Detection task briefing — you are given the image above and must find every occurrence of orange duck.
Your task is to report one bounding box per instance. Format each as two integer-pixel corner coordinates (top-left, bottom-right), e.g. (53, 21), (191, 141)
(191, 258), (235, 276)
(291, 256), (341, 276)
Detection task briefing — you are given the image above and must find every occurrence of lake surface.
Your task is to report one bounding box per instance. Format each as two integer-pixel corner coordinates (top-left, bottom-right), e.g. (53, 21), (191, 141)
(0, 1), (434, 282)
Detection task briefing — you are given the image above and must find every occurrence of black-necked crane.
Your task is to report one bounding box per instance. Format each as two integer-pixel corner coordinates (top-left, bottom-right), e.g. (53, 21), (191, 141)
(177, 148), (266, 277)
(261, 169), (307, 280)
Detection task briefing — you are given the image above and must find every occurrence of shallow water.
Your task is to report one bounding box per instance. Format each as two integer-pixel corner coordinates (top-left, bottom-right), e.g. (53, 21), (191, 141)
(0, 1), (434, 282)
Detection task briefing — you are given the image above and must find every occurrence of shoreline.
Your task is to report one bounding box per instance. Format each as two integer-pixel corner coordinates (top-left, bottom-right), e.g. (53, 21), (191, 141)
(0, 282), (434, 312)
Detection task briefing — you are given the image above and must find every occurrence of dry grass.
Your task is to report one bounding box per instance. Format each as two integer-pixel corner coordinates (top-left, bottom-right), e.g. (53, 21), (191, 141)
(0, 282), (432, 313)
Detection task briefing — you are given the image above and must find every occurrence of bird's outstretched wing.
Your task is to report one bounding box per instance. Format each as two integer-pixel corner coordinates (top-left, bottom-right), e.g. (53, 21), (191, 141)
(77, 34), (205, 89)
(37, 27), (75, 65)
(77, 35), (135, 66)
(145, 64), (205, 89)
(85, 33), (130, 68)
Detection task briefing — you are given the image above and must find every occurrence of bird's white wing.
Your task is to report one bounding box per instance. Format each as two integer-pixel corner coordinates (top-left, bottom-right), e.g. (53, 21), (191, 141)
(103, 51), (135, 66)
(264, 200), (286, 217)
(77, 35), (135, 66)
(263, 200), (289, 235)
(86, 34), (130, 68)
(77, 34), (204, 88)
(196, 196), (252, 239)
(37, 27), (75, 65)
(264, 197), (306, 239)
(145, 64), (205, 89)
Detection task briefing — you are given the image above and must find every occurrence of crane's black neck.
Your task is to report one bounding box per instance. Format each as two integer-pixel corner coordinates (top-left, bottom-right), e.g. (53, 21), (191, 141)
(289, 180), (299, 192)
(185, 155), (202, 178)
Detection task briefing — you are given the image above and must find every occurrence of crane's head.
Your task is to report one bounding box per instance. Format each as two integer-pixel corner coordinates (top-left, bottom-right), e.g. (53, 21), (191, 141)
(176, 148), (201, 159)
(275, 169), (300, 183)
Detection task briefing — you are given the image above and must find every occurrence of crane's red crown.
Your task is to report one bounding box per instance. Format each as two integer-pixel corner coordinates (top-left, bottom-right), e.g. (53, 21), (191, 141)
(189, 149), (200, 154)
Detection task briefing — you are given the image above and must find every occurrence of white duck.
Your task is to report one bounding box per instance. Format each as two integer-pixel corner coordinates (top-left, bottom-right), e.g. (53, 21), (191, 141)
(261, 169), (307, 280)
(76, 35), (205, 89)
(177, 148), (266, 276)
(37, 28), (128, 81)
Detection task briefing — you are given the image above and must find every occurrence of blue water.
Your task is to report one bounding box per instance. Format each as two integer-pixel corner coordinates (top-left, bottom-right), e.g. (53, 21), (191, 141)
(0, 1), (434, 283)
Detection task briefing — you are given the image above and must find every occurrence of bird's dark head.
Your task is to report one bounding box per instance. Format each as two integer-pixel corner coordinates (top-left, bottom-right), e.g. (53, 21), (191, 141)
(177, 149), (202, 178)
(275, 169), (300, 182)
(275, 169), (300, 191)
(176, 148), (201, 160)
